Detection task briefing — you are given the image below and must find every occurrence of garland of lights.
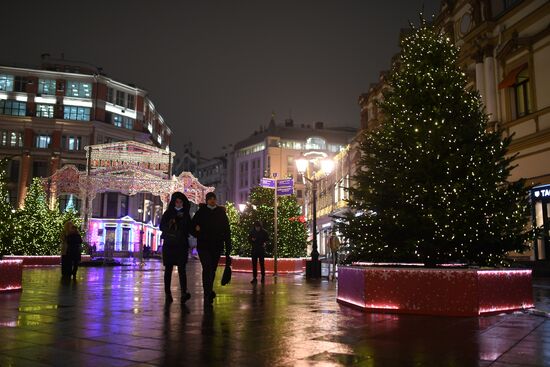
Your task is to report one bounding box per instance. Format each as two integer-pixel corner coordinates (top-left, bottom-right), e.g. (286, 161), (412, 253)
(337, 20), (530, 267)
(227, 187), (307, 258)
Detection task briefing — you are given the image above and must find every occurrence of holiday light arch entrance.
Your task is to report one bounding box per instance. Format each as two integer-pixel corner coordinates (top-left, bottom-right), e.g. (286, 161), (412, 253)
(44, 141), (213, 254)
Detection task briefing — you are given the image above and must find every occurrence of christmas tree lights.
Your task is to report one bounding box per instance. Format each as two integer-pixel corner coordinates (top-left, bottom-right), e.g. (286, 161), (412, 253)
(227, 187), (307, 258)
(337, 20), (530, 267)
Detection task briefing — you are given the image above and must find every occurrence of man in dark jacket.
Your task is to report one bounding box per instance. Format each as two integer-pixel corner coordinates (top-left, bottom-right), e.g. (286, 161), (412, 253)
(192, 192), (232, 305)
(160, 192), (192, 304)
(249, 221), (268, 284)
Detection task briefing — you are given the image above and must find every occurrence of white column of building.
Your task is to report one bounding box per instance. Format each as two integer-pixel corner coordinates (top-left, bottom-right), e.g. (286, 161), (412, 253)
(475, 59), (486, 106)
(483, 54), (497, 123)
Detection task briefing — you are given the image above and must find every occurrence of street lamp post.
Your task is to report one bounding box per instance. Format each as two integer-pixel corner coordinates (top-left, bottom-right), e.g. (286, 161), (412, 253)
(138, 207), (144, 267)
(296, 153), (334, 278)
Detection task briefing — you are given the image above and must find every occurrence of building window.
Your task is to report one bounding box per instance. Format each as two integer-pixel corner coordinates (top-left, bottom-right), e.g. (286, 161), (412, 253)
(116, 90), (125, 106)
(14, 76), (27, 92)
(306, 137), (327, 151)
(36, 104), (54, 118)
(38, 79), (56, 95)
(65, 81), (92, 98)
(32, 161), (49, 178)
(491, 0), (521, 17)
(62, 135), (82, 151)
(297, 189), (303, 198)
(127, 94), (135, 109)
(64, 106), (90, 121)
(0, 100), (26, 116)
(0, 74), (14, 91)
(107, 87), (114, 103)
(1, 131), (23, 147)
(110, 113), (134, 129)
(112, 114), (123, 127)
(124, 117), (134, 130)
(8, 160), (20, 183)
(513, 69), (531, 119)
(35, 135), (51, 149)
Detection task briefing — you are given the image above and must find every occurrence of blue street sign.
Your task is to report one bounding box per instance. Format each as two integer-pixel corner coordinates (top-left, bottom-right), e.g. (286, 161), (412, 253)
(277, 178), (293, 188)
(261, 178), (276, 188)
(277, 186), (294, 196)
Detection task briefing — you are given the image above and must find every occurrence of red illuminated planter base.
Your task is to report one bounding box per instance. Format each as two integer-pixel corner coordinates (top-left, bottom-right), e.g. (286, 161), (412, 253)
(219, 256), (306, 274)
(337, 266), (534, 317)
(0, 260), (23, 292)
(4, 255), (91, 267)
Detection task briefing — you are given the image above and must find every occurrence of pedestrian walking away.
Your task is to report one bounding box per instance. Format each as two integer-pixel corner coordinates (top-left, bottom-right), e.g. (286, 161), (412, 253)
(160, 191), (192, 304)
(328, 231), (341, 281)
(61, 221), (83, 279)
(249, 221), (268, 284)
(192, 192), (232, 306)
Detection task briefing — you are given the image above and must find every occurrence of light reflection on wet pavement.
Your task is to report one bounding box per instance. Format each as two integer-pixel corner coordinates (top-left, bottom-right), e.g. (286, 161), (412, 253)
(1, 260), (550, 366)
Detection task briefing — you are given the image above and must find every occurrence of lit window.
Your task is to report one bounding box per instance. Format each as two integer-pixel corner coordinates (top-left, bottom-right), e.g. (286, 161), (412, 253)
(65, 81), (91, 98)
(113, 114), (123, 127)
(38, 79), (56, 95)
(35, 135), (51, 149)
(36, 104), (54, 118)
(0, 74), (14, 91)
(124, 117), (134, 130)
(305, 137), (327, 150)
(64, 106), (90, 121)
(68, 136), (81, 151)
(0, 131), (23, 147)
(0, 100), (26, 116)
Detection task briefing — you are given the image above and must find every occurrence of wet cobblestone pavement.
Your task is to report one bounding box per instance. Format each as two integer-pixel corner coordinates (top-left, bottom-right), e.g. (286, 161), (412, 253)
(1, 260), (550, 366)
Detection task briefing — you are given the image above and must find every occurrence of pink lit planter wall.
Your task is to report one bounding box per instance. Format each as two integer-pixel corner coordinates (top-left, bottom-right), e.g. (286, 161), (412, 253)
(0, 260), (23, 292)
(3, 255), (91, 267)
(219, 256), (306, 274)
(337, 266), (534, 317)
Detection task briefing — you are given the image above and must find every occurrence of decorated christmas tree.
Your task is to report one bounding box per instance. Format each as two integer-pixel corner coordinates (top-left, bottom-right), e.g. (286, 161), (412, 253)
(12, 178), (64, 255)
(0, 158), (14, 256)
(338, 20), (530, 267)
(225, 202), (248, 256)
(228, 186), (307, 258)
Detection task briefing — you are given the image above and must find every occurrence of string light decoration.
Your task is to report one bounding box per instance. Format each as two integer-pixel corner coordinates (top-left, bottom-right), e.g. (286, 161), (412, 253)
(337, 19), (530, 267)
(228, 187), (307, 258)
(10, 178), (63, 255)
(0, 158), (15, 256)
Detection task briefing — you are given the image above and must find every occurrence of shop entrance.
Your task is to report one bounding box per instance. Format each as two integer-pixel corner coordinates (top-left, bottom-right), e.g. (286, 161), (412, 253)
(531, 184), (550, 260)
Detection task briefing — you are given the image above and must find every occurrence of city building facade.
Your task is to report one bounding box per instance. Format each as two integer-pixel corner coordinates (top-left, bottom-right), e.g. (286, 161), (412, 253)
(229, 116), (357, 210)
(0, 57), (173, 248)
(197, 155), (229, 204)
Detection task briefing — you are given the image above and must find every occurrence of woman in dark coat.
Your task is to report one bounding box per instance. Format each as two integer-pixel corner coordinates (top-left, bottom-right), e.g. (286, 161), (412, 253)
(191, 192), (232, 305)
(160, 191), (192, 303)
(61, 221), (83, 279)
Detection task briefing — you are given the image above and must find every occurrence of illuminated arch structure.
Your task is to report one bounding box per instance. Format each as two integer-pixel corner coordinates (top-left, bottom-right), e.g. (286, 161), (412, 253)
(43, 141), (213, 254)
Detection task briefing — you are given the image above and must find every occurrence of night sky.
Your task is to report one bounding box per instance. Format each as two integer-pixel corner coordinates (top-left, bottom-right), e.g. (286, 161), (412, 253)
(1, 0), (440, 159)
